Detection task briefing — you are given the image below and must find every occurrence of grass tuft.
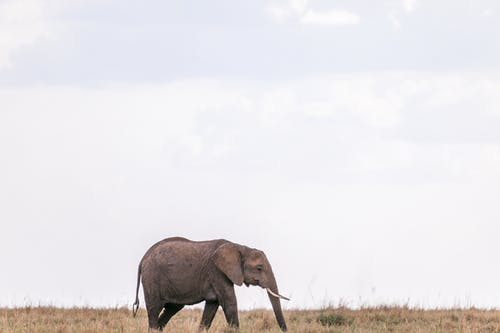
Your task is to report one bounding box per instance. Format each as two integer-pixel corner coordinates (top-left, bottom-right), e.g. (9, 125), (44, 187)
(317, 312), (351, 326)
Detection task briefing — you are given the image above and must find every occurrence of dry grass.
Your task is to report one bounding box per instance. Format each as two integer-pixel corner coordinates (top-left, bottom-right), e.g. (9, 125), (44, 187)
(1, 306), (499, 333)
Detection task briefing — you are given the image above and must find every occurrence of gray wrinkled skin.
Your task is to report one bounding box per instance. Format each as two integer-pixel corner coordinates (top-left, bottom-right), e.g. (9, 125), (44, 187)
(133, 237), (287, 331)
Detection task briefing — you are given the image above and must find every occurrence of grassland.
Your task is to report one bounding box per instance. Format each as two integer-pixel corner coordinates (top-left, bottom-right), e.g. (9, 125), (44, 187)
(1, 306), (499, 333)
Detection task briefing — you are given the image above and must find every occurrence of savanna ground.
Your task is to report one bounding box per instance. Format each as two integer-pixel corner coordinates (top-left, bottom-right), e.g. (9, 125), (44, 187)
(1, 306), (499, 333)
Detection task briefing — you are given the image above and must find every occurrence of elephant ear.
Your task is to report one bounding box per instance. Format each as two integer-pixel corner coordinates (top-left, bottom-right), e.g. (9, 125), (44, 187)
(213, 243), (244, 286)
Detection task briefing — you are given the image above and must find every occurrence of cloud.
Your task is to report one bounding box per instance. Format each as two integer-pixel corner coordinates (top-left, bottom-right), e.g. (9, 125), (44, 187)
(267, 0), (308, 22)
(389, 11), (401, 29)
(388, 0), (419, 29)
(0, 0), (53, 68)
(268, 0), (360, 26)
(2, 1), (499, 84)
(0, 0), (95, 70)
(482, 8), (494, 16)
(300, 9), (360, 26)
(2, 72), (499, 180)
(402, 0), (419, 13)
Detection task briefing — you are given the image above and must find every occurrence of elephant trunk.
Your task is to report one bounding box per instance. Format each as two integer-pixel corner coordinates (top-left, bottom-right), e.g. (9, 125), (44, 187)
(266, 274), (288, 331)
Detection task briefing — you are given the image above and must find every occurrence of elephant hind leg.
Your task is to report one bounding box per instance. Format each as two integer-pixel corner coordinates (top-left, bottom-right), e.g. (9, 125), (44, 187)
(158, 303), (184, 330)
(146, 304), (163, 330)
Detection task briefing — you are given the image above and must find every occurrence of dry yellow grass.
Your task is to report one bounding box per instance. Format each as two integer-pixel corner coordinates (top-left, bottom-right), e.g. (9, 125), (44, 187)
(1, 306), (499, 333)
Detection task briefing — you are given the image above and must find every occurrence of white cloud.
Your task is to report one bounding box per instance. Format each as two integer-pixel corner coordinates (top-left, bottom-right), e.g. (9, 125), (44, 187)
(0, 0), (92, 69)
(355, 139), (500, 184)
(266, 4), (293, 23)
(300, 9), (360, 26)
(483, 8), (494, 16)
(268, 0), (360, 26)
(289, 0), (308, 14)
(402, 0), (419, 13)
(388, 0), (418, 29)
(0, 0), (52, 68)
(389, 11), (401, 29)
(267, 0), (307, 23)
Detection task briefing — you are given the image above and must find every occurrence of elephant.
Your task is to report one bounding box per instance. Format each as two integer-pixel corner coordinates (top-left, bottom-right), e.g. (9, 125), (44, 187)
(132, 237), (289, 331)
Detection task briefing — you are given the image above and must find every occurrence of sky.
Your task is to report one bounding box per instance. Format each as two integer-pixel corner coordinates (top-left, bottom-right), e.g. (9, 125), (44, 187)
(1, 0), (499, 310)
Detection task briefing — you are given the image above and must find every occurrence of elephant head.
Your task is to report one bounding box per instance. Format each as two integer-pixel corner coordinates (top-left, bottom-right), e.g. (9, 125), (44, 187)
(213, 243), (288, 331)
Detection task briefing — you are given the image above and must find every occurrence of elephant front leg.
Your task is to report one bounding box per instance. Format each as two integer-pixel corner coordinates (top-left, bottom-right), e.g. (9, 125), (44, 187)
(220, 288), (239, 328)
(200, 301), (219, 329)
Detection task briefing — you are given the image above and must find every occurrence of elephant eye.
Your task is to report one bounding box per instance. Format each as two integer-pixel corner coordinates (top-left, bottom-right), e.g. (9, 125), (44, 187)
(256, 266), (263, 272)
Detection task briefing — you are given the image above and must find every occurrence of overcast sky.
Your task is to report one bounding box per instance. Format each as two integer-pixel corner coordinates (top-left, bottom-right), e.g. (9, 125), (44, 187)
(1, 0), (499, 310)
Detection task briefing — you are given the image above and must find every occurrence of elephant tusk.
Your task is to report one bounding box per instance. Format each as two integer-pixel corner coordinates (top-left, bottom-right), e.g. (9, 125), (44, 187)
(266, 288), (290, 301)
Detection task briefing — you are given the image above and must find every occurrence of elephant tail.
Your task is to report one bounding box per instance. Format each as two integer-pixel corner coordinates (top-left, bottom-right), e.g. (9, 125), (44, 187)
(132, 264), (141, 317)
